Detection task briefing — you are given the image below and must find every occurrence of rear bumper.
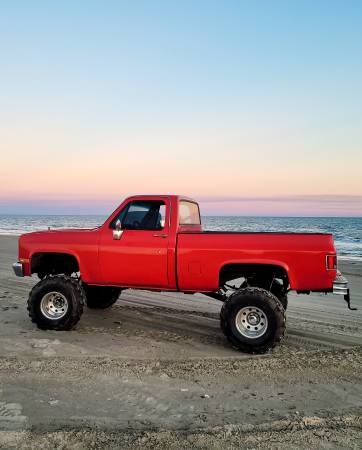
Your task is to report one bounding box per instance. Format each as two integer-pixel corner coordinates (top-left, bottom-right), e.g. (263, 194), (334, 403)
(12, 262), (24, 277)
(333, 271), (348, 295)
(333, 270), (356, 310)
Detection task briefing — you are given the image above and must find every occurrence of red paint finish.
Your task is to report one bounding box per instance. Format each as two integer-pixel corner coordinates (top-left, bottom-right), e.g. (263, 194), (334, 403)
(99, 196), (172, 288)
(176, 232), (336, 291)
(17, 195), (338, 294)
(19, 229), (101, 281)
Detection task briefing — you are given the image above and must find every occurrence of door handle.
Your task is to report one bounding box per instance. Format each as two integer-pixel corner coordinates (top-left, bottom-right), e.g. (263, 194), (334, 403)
(153, 233), (168, 238)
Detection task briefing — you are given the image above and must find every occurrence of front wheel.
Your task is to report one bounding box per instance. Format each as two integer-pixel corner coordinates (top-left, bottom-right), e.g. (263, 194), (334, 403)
(220, 287), (285, 353)
(27, 275), (85, 330)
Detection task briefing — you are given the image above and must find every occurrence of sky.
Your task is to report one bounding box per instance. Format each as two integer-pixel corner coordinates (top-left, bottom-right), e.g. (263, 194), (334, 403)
(0, 0), (361, 216)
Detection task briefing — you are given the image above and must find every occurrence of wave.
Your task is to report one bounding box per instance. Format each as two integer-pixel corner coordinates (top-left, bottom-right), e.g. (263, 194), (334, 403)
(0, 215), (361, 261)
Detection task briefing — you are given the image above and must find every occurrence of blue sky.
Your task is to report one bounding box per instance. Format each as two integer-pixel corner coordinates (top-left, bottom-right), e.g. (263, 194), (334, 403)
(0, 1), (361, 215)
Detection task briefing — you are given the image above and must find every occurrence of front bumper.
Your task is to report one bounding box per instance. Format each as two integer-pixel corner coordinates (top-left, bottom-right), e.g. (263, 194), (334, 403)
(12, 262), (24, 277)
(333, 270), (356, 310)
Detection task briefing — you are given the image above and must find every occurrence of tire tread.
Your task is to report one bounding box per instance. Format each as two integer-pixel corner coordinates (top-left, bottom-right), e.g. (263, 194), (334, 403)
(27, 275), (85, 330)
(220, 287), (286, 354)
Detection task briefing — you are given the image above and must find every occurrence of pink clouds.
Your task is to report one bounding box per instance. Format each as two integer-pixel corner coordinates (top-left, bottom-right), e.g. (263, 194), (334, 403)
(197, 195), (362, 216)
(1, 193), (361, 216)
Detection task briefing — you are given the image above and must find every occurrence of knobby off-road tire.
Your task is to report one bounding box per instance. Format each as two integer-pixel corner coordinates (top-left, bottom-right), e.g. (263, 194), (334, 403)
(83, 285), (121, 309)
(271, 280), (288, 310)
(220, 287), (286, 354)
(276, 292), (288, 310)
(27, 275), (85, 330)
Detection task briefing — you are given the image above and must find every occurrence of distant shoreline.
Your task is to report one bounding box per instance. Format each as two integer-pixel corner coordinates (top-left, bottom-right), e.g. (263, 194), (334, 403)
(0, 214), (361, 218)
(1, 216), (360, 261)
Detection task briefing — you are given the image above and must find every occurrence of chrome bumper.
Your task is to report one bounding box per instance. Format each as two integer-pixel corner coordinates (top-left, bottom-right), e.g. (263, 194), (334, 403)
(12, 262), (24, 277)
(333, 271), (356, 310)
(333, 271), (348, 295)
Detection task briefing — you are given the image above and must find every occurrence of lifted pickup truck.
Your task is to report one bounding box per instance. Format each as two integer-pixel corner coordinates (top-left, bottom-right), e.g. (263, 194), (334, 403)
(13, 195), (352, 353)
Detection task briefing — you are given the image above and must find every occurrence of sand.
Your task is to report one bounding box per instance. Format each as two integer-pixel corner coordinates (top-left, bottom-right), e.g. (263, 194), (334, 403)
(0, 235), (361, 449)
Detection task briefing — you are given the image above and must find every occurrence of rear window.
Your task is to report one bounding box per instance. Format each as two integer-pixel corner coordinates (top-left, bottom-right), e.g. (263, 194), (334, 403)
(179, 201), (201, 225)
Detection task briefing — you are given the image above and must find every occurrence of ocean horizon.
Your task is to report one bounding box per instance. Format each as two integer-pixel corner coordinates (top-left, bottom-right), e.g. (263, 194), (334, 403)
(0, 214), (361, 262)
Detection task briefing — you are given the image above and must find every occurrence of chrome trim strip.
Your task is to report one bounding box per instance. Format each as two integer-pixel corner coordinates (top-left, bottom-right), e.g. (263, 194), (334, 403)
(12, 262), (24, 277)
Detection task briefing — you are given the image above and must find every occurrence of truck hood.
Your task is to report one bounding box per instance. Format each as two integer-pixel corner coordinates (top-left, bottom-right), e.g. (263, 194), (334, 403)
(20, 227), (99, 239)
(18, 228), (101, 255)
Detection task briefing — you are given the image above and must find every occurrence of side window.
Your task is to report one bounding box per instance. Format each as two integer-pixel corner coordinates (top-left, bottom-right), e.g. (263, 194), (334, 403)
(179, 201), (201, 225)
(111, 201), (166, 231)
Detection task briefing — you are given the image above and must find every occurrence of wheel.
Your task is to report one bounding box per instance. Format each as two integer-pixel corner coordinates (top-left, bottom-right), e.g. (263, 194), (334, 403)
(220, 287), (286, 353)
(276, 292), (288, 310)
(83, 285), (121, 309)
(27, 275), (85, 330)
(271, 280), (288, 310)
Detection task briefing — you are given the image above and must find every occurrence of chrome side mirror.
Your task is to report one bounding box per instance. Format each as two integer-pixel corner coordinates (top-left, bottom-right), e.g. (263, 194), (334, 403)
(113, 219), (123, 240)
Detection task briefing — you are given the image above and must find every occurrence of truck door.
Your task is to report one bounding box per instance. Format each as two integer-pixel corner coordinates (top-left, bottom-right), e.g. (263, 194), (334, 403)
(99, 197), (170, 288)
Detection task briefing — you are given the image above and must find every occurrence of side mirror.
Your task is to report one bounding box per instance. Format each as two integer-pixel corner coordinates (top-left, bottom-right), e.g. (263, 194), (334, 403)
(113, 220), (123, 240)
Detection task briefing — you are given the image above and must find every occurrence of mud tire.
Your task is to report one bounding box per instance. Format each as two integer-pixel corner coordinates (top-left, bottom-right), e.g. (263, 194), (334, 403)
(27, 275), (85, 330)
(271, 280), (288, 310)
(83, 285), (121, 309)
(220, 287), (286, 354)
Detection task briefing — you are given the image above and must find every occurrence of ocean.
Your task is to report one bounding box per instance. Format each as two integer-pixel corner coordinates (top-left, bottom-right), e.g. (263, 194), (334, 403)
(0, 215), (361, 261)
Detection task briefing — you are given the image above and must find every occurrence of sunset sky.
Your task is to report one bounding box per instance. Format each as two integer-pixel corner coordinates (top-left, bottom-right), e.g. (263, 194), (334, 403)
(0, 1), (361, 216)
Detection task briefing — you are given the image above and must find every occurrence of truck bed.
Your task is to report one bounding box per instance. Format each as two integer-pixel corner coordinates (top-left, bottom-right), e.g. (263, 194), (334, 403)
(176, 231), (336, 292)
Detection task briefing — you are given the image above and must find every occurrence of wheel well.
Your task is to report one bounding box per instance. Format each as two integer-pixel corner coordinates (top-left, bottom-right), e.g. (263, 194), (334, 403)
(219, 263), (289, 291)
(31, 252), (79, 277)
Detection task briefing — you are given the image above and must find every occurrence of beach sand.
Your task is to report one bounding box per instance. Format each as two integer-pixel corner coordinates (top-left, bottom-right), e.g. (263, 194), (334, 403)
(0, 235), (361, 448)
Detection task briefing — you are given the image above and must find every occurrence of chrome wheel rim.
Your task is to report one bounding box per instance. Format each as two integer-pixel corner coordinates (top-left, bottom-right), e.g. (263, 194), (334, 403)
(40, 291), (68, 320)
(235, 306), (268, 339)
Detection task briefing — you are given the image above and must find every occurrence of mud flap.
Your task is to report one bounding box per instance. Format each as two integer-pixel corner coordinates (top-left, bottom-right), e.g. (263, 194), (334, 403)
(344, 289), (357, 311)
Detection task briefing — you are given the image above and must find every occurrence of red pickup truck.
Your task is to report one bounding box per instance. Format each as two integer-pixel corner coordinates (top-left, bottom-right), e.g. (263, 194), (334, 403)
(13, 195), (351, 353)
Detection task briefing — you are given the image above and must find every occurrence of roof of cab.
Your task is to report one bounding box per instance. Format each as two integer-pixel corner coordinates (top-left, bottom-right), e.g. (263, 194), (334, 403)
(125, 194), (197, 203)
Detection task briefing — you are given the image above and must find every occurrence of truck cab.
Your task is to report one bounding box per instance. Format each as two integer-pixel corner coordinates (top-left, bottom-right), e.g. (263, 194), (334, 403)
(99, 195), (201, 289)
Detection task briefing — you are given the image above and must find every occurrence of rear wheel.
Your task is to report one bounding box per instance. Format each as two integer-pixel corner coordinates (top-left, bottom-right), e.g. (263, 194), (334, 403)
(220, 287), (285, 353)
(83, 285), (121, 309)
(27, 275), (85, 330)
(271, 280), (288, 310)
